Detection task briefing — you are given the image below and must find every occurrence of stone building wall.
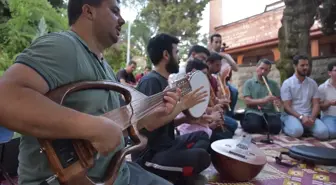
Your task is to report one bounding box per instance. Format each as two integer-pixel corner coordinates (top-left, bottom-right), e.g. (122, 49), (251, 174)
(231, 56), (336, 99)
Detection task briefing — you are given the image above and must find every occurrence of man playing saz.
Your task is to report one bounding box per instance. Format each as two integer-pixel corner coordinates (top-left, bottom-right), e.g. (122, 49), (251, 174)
(0, 1), (196, 185)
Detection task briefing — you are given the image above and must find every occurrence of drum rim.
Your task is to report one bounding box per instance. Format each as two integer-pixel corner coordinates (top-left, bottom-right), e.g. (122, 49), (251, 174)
(187, 70), (210, 118)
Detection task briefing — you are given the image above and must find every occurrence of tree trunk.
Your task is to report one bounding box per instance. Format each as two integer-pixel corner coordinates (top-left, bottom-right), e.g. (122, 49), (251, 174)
(276, 0), (317, 83)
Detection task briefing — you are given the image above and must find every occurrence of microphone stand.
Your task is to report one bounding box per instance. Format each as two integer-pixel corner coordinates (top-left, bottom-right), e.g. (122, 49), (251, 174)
(258, 106), (273, 144)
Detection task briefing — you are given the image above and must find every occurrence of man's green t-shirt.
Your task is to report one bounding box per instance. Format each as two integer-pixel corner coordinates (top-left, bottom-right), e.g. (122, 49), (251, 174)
(15, 31), (130, 185)
(242, 76), (280, 115)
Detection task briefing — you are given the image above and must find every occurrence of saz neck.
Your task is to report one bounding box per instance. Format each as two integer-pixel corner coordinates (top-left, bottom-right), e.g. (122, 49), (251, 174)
(103, 77), (192, 130)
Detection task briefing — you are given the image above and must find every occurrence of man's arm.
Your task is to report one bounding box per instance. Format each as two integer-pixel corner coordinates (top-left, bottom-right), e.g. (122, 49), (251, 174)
(244, 97), (270, 106)
(119, 78), (135, 87)
(0, 64), (105, 140)
(320, 100), (332, 111)
(283, 100), (301, 118)
(222, 53), (238, 72)
(318, 85), (331, 111)
(311, 82), (321, 119)
(138, 102), (184, 131)
(118, 70), (135, 87)
(311, 98), (320, 119)
(242, 80), (268, 106)
(136, 78), (176, 131)
(281, 81), (300, 118)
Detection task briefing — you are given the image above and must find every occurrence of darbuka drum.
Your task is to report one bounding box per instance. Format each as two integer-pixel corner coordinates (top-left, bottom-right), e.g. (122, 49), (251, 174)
(211, 135), (267, 182)
(174, 70), (210, 118)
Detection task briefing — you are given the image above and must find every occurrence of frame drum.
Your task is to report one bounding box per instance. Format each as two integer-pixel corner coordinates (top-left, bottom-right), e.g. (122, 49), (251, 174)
(187, 70), (210, 118)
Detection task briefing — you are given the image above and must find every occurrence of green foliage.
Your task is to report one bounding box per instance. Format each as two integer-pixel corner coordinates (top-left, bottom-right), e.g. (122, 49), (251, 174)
(120, 20), (153, 56)
(48, 0), (66, 8)
(0, 0), (68, 70)
(119, 0), (209, 61)
(140, 0), (209, 44)
(104, 43), (142, 73)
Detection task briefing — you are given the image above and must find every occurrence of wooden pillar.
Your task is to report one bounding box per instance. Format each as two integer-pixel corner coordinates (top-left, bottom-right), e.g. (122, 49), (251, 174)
(311, 40), (319, 57)
(272, 48), (280, 61)
(237, 55), (244, 65)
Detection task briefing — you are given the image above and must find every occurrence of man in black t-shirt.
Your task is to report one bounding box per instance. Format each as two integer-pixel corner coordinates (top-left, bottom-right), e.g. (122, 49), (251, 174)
(133, 33), (211, 185)
(116, 61), (137, 86)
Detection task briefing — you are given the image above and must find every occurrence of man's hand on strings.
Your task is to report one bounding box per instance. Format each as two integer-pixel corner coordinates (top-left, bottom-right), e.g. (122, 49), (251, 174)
(161, 88), (182, 115)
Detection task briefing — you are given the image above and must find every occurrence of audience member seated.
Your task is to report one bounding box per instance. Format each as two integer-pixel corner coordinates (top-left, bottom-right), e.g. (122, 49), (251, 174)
(318, 61), (336, 139)
(0, 126), (13, 144)
(281, 55), (329, 140)
(241, 59), (282, 134)
(135, 66), (152, 83)
(116, 60), (137, 86)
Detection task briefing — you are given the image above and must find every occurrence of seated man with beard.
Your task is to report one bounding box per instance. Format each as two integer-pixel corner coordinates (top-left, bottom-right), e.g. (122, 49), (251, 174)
(281, 55), (329, 140)
(132, 33), (211, 185)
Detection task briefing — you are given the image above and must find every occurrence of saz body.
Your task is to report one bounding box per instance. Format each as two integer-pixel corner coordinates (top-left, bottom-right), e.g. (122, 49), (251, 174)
(211, 135), (266, 182)
(38, 70), (210, 185)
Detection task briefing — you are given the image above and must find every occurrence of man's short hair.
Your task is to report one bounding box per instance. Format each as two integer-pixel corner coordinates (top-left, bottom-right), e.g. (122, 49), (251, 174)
(145, 66), (152, 70)
(147, 33), (180, 66)
(206, 52), (222, 64)
(327, 60), (336, 71)
(128, 61), (137, 66)
(67, 0), (120, 26)
(185, 59), (209, 73)
(210, 33), (221, 43)
(257, 58), (273, 66)
(188, 45), (210, 57)
(293, 55), (309, 66)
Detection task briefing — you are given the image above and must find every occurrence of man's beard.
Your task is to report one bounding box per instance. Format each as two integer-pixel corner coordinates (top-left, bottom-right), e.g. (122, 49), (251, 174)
(297, 69), (308, 77)
(166, 56), (179, 74)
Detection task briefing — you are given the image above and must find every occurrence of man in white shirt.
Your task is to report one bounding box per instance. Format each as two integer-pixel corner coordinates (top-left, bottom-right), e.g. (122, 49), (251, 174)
(281, 55), (329, 140)
(318, 61), (336, 139)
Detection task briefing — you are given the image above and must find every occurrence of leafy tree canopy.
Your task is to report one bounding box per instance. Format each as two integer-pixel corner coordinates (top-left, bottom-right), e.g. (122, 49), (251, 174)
(120, 0), (209, 60)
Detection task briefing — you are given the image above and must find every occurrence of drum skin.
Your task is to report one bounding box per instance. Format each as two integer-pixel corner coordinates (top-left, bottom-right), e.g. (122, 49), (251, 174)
(187, 71), (210, 118)
(211, 152), (265, 182)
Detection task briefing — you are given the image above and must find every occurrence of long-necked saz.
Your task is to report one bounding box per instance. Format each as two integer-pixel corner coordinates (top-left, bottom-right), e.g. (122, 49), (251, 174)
(38, 70), (210, 185)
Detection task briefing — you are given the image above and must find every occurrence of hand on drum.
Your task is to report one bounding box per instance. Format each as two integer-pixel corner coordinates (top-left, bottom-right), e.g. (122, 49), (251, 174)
(180, 86), (208, 110)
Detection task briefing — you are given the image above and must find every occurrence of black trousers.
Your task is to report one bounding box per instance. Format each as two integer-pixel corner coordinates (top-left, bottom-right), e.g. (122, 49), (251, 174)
(241, 113), (282, 134)
(139, 131), (210, 184)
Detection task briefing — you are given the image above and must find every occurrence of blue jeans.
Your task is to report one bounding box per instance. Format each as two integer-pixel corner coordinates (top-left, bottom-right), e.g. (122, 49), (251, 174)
(0, 126), (13, 144)
(321, 115), (336, 139)
(281, 114), (329, 140)
(226, 82), (238, 118)
(224, 115), (238, 133)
